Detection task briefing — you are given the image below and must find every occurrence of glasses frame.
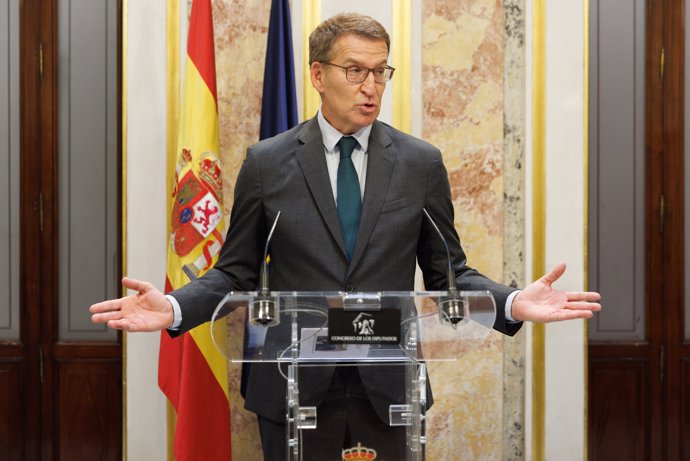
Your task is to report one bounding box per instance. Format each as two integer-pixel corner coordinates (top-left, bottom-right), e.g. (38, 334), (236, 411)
(321, 62), (396, 83)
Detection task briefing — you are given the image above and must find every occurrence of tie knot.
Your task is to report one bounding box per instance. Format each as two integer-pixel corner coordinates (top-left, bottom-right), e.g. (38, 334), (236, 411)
(338, 136), (358, 159)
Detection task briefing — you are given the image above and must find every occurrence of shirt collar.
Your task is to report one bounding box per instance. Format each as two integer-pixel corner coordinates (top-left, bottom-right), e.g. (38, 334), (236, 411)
(317, 110), (372, 154)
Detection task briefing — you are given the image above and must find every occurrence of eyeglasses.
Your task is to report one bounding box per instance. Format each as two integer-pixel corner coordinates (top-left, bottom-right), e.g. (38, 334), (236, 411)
(321, 62), (396, 83)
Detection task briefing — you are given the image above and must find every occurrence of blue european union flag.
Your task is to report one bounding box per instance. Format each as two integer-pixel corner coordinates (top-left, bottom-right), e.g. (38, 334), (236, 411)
(259, 0), (299, 140)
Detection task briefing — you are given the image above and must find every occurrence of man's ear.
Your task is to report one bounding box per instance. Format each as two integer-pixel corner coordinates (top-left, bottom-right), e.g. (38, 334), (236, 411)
(310, 61), (325, 94)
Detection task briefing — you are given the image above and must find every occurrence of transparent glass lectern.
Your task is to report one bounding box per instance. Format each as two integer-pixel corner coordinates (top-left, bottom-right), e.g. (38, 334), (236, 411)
(211, 290), (496, 461)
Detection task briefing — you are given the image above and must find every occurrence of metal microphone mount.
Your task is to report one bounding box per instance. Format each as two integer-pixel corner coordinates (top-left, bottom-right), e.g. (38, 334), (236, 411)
(438, 292), (467, 325)
(249, 294), (280, 327)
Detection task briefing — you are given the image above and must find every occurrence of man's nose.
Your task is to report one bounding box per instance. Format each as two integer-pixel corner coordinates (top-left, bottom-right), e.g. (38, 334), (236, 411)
(360, 71), (377, 94)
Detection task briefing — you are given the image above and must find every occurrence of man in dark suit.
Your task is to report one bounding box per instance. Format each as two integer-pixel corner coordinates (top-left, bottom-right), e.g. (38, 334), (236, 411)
(91, 12), (601, 460)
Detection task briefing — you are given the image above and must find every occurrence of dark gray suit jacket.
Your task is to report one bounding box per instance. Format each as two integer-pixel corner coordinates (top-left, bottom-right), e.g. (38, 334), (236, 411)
(169, 117), (522, 422)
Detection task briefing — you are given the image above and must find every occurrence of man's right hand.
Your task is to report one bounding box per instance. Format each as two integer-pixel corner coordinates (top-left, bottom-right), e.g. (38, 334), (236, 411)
(90, 277), (174, 332)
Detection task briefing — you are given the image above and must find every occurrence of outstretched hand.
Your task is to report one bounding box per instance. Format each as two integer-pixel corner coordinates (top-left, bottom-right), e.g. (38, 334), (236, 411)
(511, 262), (601, 323)
(89, 277), (174, 332)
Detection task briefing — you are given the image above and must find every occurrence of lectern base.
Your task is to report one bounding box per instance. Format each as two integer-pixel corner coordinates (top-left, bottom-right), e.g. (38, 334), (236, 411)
(289, 367), (407, 461)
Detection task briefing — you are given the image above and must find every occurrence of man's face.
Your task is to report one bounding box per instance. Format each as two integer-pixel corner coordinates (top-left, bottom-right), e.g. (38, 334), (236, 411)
(310, 34), (389, 134)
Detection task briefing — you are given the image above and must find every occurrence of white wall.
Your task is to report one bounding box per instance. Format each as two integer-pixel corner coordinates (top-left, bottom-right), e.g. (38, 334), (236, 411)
(124, 0), (168, 459)
(525, 0), (588, 459)
(544, 1), (587, 459)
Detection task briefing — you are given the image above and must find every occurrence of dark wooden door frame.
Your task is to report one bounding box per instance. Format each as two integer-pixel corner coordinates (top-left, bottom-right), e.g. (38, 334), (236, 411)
(645, 0), (666, 456)
(646, 0), (686, 458)
(19, 0), (46, 458)
(589, 0), (687, 459)
(654, 0), (687, 457)
(5, 1), (124, 459)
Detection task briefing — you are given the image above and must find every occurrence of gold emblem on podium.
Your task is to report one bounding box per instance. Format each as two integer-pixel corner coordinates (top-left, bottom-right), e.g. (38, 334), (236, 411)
(342, 442), (377, 460)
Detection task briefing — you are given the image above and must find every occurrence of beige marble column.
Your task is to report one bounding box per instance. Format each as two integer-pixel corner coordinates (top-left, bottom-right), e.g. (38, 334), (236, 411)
(502, 1), (526, 458)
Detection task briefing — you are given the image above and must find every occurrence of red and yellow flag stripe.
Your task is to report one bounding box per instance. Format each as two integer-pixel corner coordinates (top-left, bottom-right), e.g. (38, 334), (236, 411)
(158, 0), (231, 459)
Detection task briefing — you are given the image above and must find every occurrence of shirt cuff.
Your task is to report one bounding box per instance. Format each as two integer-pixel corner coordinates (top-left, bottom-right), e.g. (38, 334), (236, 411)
(505, 290), (521, 323)
(165, 294), (183, 330)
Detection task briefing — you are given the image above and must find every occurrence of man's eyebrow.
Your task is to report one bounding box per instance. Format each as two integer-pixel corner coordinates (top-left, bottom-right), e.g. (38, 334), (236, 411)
(340, 58), (390, 67)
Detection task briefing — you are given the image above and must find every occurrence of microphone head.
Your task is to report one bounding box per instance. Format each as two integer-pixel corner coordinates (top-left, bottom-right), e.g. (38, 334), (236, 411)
(438, 296), (466, 325)
(249, 297), (280, 327)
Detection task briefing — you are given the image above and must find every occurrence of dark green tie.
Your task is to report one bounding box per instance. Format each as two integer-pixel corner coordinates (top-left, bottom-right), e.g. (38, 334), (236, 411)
(337, 136), (361, 260)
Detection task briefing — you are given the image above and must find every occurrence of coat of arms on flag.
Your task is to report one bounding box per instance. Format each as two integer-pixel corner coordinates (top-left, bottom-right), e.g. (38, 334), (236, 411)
(170, 151), (223, 258)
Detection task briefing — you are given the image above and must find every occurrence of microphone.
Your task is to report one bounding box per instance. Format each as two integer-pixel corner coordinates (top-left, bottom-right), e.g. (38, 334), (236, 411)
(249, 211), (281, 326)
(259, 211), (281, 295)
(422, 208), (466, 325)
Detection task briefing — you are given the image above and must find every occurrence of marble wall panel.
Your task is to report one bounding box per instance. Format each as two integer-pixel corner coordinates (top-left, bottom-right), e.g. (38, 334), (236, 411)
(423, 0), (505, 280)
(213, 2), (269, 459)
(214, 1), (269, 213)
(422, 0), (507, 458)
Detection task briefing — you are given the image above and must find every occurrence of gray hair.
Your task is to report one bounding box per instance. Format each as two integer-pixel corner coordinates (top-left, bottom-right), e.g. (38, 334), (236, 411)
(309, 12), (390, 64)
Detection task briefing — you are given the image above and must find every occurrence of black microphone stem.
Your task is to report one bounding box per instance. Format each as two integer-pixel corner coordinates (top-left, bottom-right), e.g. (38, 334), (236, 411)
(259, 211), (281, 295)
(422, 208), (457, 292)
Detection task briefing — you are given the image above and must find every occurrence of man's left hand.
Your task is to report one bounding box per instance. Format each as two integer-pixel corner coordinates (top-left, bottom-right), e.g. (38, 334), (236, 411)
(511, 262), (601, 323)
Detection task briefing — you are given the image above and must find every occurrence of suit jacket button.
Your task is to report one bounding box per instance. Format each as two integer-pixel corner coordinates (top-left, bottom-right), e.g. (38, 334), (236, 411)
(345, 284), (354, 292)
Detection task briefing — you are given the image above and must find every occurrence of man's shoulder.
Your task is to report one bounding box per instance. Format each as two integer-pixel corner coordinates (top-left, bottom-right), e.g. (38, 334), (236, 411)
(373, 120), (439, 152)
(373, 120), (441, 158)
(249, 118), (317, 157)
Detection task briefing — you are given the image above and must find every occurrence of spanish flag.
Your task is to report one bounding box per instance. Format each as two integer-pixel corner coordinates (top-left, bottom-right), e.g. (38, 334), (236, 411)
(158, 0), (231, 459)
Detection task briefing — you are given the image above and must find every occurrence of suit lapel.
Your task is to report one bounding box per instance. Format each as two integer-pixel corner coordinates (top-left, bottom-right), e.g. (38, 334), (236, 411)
(348, 121), (394, 272)
(295, 118), (349, 256)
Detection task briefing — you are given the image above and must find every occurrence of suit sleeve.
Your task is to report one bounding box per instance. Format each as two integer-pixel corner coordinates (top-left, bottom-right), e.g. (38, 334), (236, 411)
(168, 149), (267, 336)
(416, 150), (522, 336)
